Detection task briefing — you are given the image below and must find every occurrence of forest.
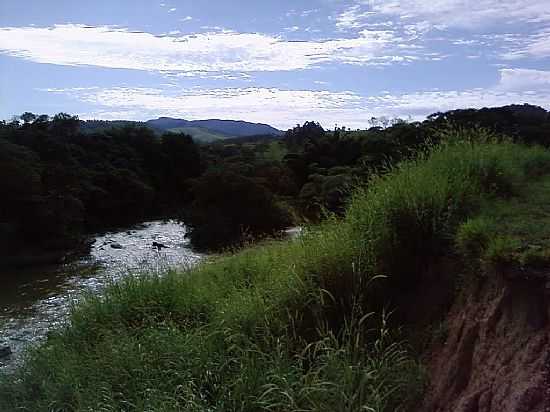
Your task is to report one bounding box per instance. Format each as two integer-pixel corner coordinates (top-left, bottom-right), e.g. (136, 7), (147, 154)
(2, 104), (550, 262)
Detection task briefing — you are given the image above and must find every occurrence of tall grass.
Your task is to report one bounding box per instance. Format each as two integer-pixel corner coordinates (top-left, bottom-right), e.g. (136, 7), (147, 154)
(2, 132), (549, 411)
(1, 230), (422, 412)
(347, 136), (550, 286)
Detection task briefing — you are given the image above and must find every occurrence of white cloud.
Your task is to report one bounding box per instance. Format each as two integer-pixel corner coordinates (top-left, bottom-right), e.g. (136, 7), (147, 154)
(301, 9), (319, 17)
(363, 68), (550, 117)
(335, 1), (550, 66)
(179, 16), (193, 22)
(452, 39), (481, 46)
(199, 25), (224, 31)
(46, 86), (366, 128)
(41, 68), (550, 129)
(166, 71), (253, 81)
(335, 0), (550, 36)
(367, 0), (550, 28)
(0, 24), (419, 74)
(501, 30), (550, 60)
(498, 68), (550, 90)
(366, 89), (549, 119)
(168, 7), (176, 13)
(336, 5), (375, 30)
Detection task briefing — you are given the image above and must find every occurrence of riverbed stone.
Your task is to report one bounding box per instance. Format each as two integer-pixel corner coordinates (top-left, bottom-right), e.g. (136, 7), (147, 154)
(0, 345), (12, 358)
(152, 241), (168, 250)
(110, 243), (123, 249)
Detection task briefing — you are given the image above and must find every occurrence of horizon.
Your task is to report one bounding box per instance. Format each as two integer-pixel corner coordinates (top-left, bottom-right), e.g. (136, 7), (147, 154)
(1, 0), (550, 129)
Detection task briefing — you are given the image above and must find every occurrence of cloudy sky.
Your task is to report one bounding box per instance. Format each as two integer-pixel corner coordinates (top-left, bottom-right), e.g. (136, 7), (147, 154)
(1, 0), (549, 129)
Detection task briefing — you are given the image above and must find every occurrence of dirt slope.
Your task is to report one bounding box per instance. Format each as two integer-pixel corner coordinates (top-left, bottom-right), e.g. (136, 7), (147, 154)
(420, 269), (550, 412)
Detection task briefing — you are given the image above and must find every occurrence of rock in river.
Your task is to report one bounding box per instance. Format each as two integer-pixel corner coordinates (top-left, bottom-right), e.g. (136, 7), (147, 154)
(0, 345), (12, 358)
(110, 243), (123, 249)
(152, 241), (168, 250)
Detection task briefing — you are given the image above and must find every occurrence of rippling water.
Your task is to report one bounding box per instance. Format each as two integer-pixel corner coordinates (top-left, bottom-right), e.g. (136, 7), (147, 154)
(0, 220), (202, 370)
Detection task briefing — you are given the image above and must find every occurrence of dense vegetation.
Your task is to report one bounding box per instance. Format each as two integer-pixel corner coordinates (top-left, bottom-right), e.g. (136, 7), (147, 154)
(2, 104), (550, 260)
(185, 104), (550, 249)
(0, 114), (201, 260)
(3, 127), (550, 410)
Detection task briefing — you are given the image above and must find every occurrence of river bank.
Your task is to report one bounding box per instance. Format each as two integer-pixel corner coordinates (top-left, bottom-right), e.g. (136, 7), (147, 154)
(0, 220), (203, 370)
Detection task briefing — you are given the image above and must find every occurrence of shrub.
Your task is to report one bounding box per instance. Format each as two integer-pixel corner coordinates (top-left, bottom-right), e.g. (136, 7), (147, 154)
(483, 236), (518, 266)
(455, 217), (494, 262)
(185, 171), (294, 251)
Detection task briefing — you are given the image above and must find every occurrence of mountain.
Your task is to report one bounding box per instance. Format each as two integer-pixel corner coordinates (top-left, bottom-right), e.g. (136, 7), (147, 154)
(80, 119), (147, 132)
(163, 126), (231, 143)
(186, 119), (283, 137)
(80, 117), (283, 142)
(145, 117), (283, 138)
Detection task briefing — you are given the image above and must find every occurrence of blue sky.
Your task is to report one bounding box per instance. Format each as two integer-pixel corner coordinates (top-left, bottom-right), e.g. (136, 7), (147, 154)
(1, 0), (549, 129)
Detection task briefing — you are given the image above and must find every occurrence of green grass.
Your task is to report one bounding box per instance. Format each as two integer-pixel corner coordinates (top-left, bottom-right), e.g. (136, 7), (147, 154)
(3, 133), (550, 411)
(456, 175), (550, 271)
(167, 126), (231, 143)
(1, 232), (423, 412)
(347, 136), (527, 281)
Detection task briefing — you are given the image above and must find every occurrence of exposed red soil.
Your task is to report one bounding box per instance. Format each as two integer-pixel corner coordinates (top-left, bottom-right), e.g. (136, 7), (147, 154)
(419, 270), (550, 412)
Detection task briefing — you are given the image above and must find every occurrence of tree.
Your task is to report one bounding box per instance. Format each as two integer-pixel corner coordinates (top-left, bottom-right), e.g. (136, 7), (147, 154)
(20, 112), (36, 124)
(52, 113), (80, 136)
(33, 114), (50, 124)
(185, 171), (293, 250)
(284, 121), (325, 150)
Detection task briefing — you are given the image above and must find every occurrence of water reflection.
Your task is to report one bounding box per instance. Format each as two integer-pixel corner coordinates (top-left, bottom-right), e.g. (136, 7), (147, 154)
(0, 220), (202, 370)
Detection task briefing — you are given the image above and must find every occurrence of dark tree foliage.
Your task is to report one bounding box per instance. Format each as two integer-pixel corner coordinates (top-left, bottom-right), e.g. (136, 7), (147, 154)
(184, 171), (293, 251)
(0, 114), (201, 260)
(428, 104), (550, 145)
(284, 121), (325, 150)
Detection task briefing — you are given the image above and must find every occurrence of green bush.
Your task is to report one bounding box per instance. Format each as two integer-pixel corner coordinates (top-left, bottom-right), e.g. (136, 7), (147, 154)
(185, 171), (294, 251)
(483, 236), (518, 266)
(455, 217), (494, 262)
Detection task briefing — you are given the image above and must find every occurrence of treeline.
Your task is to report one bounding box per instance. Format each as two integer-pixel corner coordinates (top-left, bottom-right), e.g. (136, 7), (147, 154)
(2, 104), (550, 259)
(1, 113), (201, 260)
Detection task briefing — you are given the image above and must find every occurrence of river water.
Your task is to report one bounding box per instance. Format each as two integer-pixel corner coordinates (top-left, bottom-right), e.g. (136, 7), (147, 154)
(0, 220), (203, 370)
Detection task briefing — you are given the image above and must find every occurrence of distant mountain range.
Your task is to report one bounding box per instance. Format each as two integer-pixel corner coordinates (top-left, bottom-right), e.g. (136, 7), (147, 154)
(80, 117), (284, 143)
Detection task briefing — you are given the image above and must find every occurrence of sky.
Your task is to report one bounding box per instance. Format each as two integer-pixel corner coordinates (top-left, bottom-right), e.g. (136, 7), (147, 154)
(1, 0), (549, 130)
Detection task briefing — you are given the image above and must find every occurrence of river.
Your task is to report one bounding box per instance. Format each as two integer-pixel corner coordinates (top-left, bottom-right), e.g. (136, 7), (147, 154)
(0, 220), (203, 370)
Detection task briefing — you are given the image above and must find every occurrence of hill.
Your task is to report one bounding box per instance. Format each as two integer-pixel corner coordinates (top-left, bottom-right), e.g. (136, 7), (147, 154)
(146, 117), (283, 140)
(79, 119), (147, 133)
(165, 126), (232, 143)
(80, 117), (283, 142)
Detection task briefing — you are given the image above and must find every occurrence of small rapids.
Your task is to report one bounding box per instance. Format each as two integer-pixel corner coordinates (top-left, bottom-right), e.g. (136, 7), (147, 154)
(0, 220), (202, 370)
